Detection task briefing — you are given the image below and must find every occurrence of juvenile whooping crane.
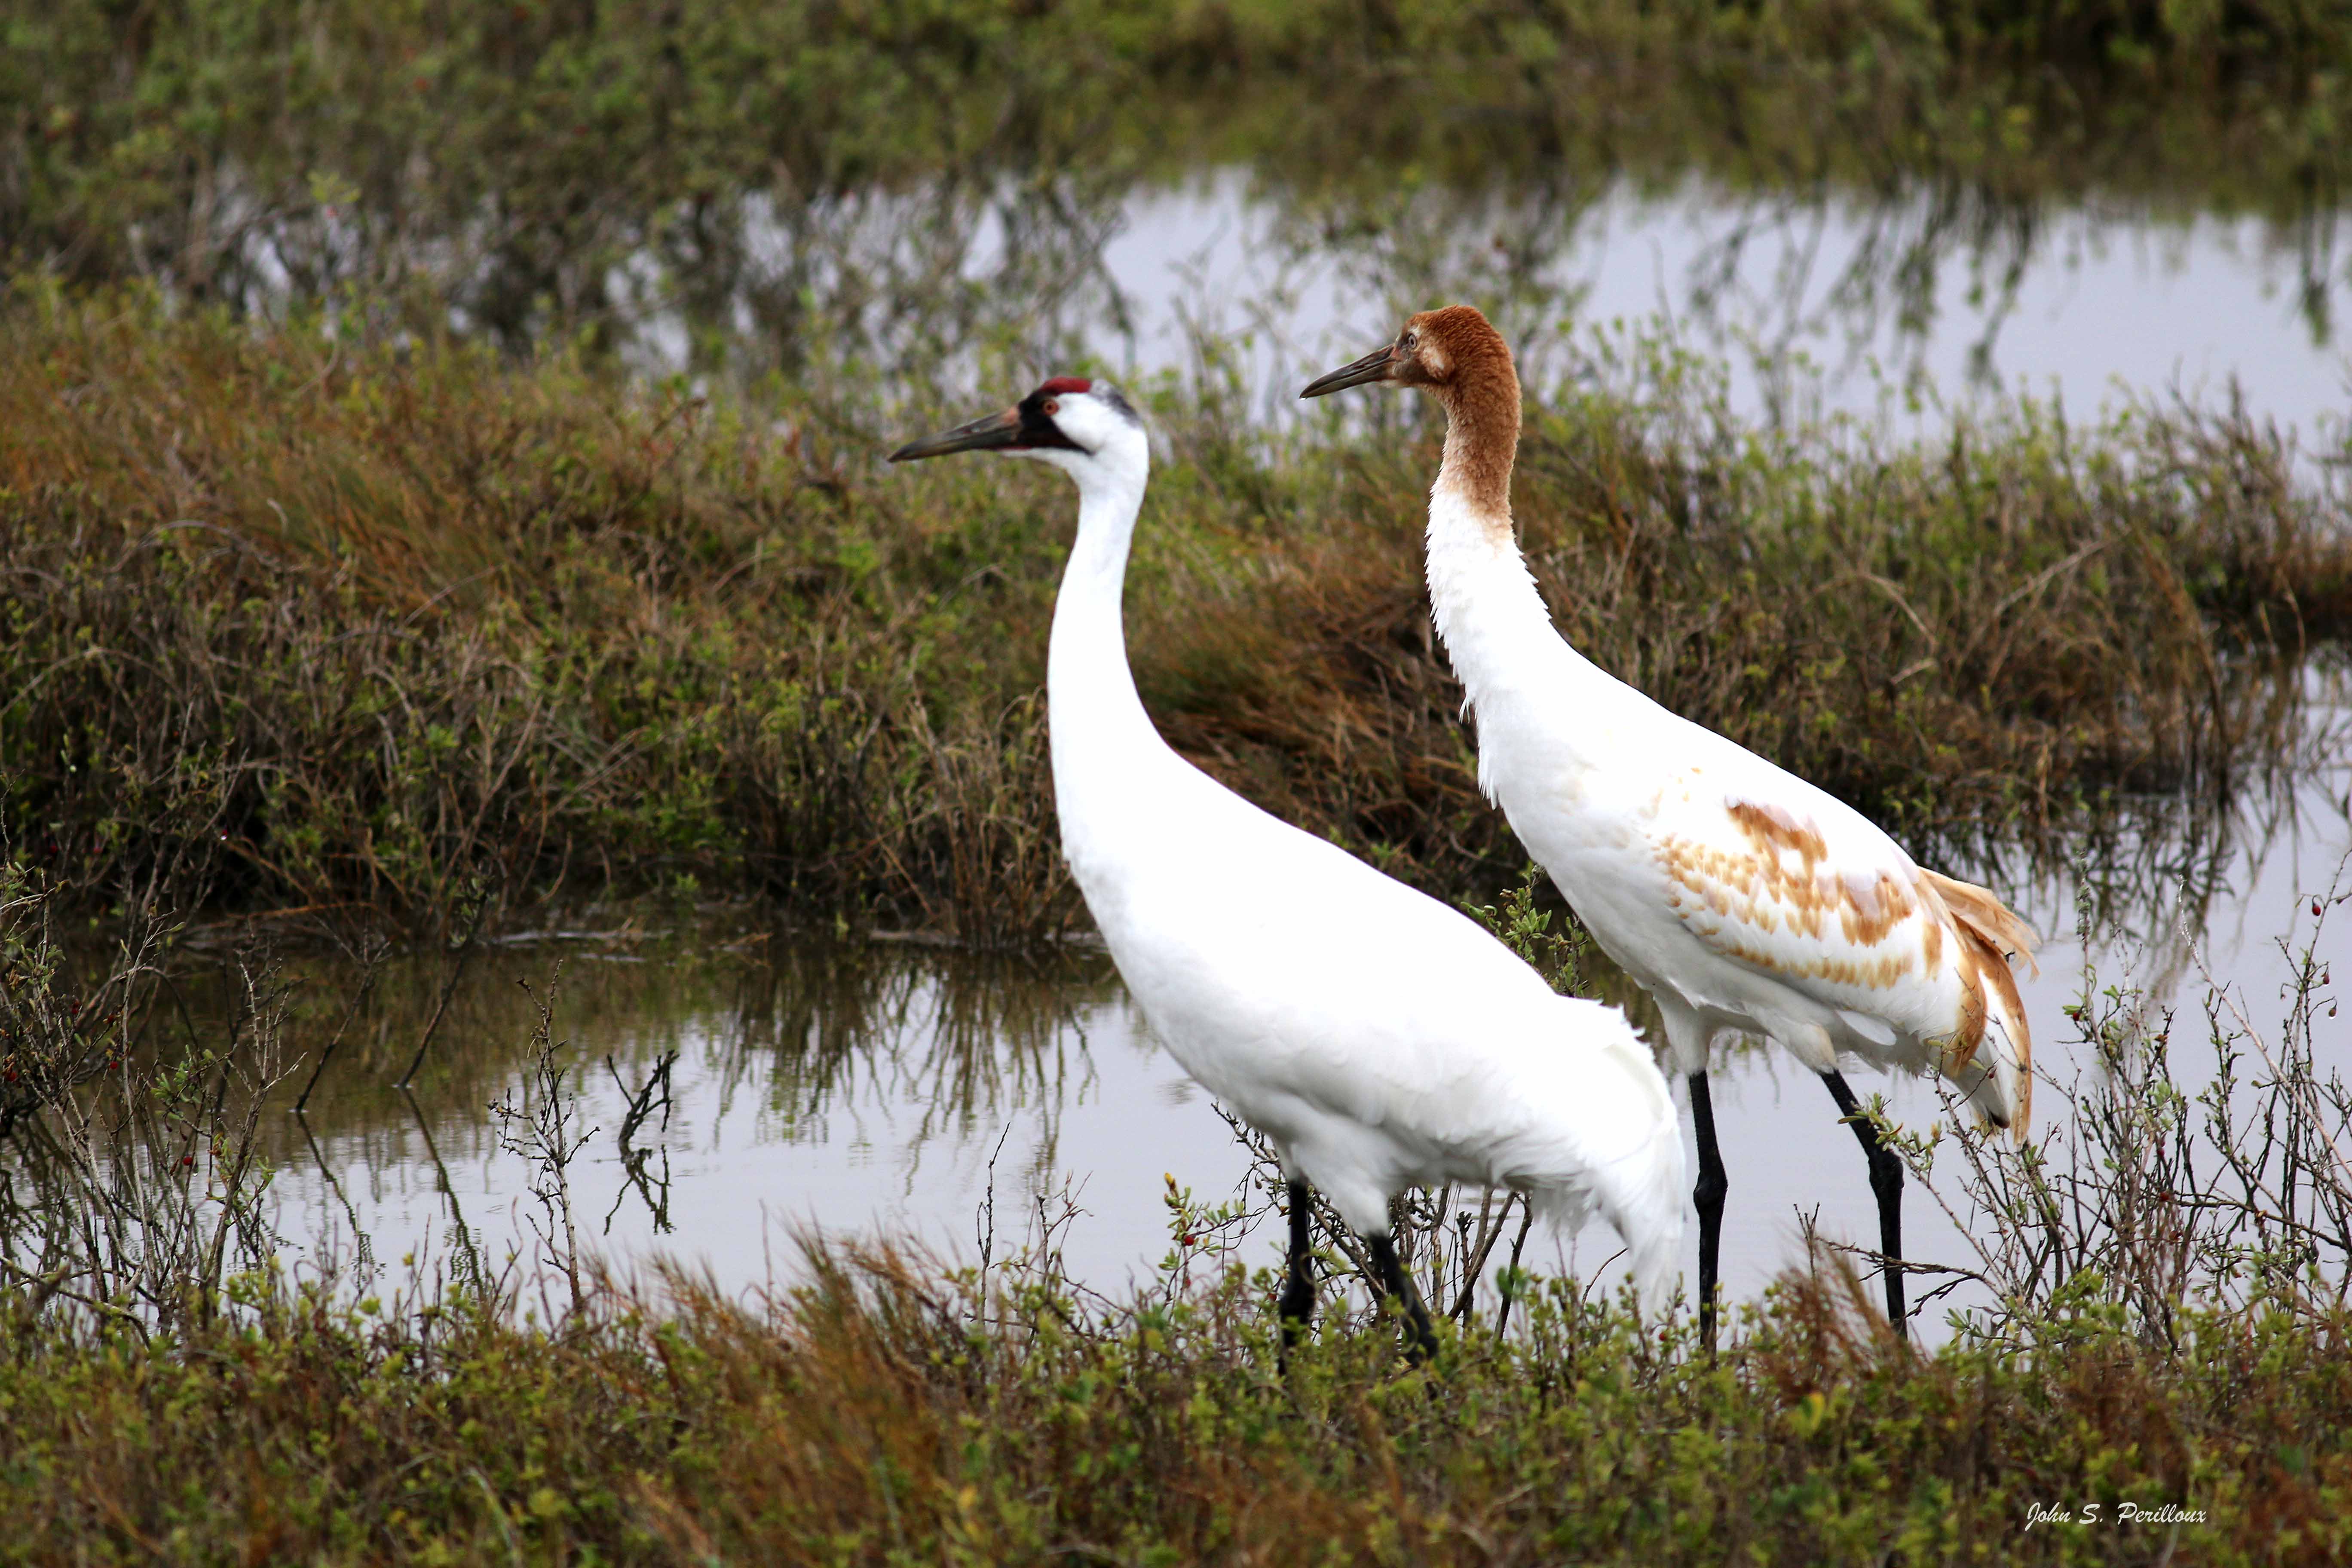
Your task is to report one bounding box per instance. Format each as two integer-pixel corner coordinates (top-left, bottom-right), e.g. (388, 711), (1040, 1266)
(1302, 308), (2037, 1345)
(890, 377), (1684, 1358)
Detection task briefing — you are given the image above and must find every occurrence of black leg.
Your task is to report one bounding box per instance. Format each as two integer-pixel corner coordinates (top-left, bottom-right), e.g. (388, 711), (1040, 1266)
(1821, 1070), (1906, 1335)
(1690, 1071), (1728, 1352)
(1366, 1233), (1440, 1364)
(1279, 1179), (1316, 1366)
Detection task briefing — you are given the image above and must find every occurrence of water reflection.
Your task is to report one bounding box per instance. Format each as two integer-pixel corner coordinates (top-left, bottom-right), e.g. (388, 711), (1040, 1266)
(220, 933), (1191, 1297)
(255, 934), (1116, 1162)
(1095, 173), (2352, 437)
(150, 109), (2352, 438)
(126, 747), (2341, 1340)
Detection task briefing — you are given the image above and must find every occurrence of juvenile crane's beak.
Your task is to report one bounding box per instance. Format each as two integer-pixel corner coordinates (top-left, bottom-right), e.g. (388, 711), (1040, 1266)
(888, 407), (1022, 461)
(1299, 344), (1398, 398)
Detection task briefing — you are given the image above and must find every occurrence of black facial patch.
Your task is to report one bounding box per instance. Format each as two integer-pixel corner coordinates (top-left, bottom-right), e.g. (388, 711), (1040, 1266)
(1012, 387), (1088, 453)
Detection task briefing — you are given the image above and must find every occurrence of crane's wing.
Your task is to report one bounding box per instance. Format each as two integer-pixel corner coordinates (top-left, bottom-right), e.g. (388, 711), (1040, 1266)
(1647, 769), (2037, 1122)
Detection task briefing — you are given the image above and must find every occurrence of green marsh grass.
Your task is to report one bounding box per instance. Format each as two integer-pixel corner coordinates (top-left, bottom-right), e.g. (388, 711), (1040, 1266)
(0, 1246), (2343, 1564)
(3, 295), (2345, 935)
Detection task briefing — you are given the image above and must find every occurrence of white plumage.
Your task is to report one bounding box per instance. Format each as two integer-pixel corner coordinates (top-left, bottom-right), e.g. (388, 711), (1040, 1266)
(1421, 486), (2035, 1120)
(890, 377), (1686, 1348)
(1303, 306), (2037, 1340)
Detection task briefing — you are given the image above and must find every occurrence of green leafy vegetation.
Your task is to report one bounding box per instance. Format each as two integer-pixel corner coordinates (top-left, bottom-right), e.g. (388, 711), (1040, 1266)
(0, 1248), (2342, 1564)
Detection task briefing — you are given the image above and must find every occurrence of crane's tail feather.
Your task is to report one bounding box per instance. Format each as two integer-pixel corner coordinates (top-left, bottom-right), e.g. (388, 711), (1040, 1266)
(1918, 870), (2035, 1137)
(1528, 1013), (1687, 1319)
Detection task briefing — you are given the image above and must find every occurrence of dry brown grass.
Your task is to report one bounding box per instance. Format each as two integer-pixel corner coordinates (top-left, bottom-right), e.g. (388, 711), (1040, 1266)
(0, 1236), (2342, 1564)
(3, 294), (2345, 938)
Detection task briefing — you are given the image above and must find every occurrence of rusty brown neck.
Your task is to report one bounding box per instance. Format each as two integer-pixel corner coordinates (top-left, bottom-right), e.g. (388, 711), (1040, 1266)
(1432, 369), (1521, 542)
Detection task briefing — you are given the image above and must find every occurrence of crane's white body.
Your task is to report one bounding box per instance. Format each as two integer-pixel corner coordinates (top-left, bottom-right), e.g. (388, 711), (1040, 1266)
(1029, 399), (1685, 1311)
(1424, 480), (2032, 1126)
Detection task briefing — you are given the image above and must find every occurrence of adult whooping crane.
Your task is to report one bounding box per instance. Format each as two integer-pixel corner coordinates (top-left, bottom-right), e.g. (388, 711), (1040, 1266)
(1302, 308), (2037, 1345)
(889, 376), (1684, 1358)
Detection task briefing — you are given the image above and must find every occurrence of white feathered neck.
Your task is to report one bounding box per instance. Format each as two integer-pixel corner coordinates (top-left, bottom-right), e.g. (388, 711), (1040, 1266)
(1422, 419), (1656, 798)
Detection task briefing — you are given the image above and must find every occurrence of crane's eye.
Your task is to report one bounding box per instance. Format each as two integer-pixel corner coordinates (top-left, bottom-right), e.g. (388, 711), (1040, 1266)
(1400, 331), (1417, 351)
(1042, 398), (1060, 416)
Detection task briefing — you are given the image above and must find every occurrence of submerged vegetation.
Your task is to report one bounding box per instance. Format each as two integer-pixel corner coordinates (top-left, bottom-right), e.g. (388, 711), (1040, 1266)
(3, 294), (2345, 935)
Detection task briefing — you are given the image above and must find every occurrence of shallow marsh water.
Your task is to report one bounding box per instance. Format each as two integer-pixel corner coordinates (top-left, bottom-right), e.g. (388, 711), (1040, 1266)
(191, 93), (2352, 445)
(193, 748), (2350, 1343)
(889, 173), (2352, 440)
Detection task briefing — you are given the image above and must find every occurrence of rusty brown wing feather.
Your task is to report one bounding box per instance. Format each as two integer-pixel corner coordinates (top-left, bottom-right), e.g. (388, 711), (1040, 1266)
(1917, 870), (2040, 977)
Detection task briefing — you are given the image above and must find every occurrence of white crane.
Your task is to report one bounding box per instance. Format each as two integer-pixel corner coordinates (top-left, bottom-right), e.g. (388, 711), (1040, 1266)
(890, 376), (1685, 1357)
(1302, 308), (2037, 1344)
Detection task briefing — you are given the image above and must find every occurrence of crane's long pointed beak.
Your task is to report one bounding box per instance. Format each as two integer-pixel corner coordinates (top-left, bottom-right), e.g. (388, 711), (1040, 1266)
(888, 407), (1022, 461)
(1299, 345), (1397, 398)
